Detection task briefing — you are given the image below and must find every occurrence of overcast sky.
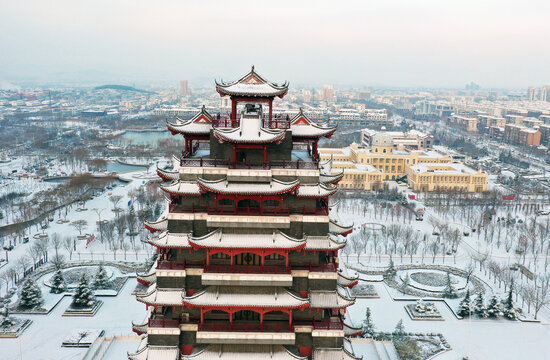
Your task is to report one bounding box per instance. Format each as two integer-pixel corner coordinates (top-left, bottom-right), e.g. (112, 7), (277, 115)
(1, 0), (549, 88)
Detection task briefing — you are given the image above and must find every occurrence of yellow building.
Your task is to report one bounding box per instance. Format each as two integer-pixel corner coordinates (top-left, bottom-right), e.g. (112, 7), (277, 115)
(406, 164), (489, 192)
(319, 134), (488, 192)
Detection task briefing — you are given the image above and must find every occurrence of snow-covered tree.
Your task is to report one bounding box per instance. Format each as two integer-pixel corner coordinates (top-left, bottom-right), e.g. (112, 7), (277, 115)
(385, 259), (396, 280)
(474, 292), (488, 318)
(400, 273), (410, 293)
(93, 265), (110, 290)
(487, 294), (501, 318)
(361, 307), (375, 338)
(443, 272), (457, 298)
(50, 270), (66, 294)
(393, 319), (406, 337)
(0, 307), (14, 328)
(503, 281), (518, 320)
(72, 274), (95, 308)
(457, 290), (472, 317)
(19, 278), (43, 309)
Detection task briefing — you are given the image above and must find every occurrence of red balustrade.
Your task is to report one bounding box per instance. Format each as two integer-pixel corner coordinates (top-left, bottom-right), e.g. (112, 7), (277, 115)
(203, 264), (291, 274)
(198, 322), (294, 332)
(157, 260), (204, 270)
(148, 318), (180, 328)
(292, 262), (337, 273)
(169, 204), (328, 216)
(180, 158), (319, 170)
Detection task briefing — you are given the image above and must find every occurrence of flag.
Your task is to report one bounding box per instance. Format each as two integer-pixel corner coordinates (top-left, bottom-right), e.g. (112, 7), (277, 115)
(128, 200), (132, 206)
(86, 234), (95, 248)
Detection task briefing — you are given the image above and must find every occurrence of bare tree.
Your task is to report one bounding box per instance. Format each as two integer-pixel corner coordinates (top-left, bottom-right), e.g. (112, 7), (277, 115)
(71, 219), (88, 236)
(63, 236), (75, 260)
(429, 239), (439, 263)
(50, 233), (62, 261)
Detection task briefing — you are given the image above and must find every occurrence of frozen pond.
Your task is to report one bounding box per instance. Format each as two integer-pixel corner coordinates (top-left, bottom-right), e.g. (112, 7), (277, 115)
(119, 130), (172, 146)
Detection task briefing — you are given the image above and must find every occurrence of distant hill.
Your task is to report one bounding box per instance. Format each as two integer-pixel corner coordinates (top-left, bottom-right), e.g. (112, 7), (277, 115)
(94, 84), (154, 93)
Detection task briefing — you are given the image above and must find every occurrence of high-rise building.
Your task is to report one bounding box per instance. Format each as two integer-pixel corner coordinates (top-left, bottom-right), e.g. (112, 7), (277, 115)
(540, 86), (550, 102)
(131, 67), (360, 360)
(528, 86), (537, 101)
(180, 80), (189, 97)
(322, 84), (334, 101)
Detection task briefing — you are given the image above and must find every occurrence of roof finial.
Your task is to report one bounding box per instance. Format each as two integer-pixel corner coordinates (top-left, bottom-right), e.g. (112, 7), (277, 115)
(251, 65), (255, 72)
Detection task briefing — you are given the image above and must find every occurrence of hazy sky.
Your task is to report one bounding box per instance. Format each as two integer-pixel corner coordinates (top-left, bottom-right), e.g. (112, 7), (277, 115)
(1, 0), (549, 88)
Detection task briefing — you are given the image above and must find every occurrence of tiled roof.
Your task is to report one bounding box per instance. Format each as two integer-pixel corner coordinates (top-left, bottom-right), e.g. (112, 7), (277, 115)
(148, 231), (191, 249)
(215, 66), (288, 98)
(309, 287), (355, 309)
(160, 180), (201, 196)
(183, 344), (306, 359)
(198, 177), (299, 195)
(190, 229), (306, 250)
(184, 286), (308, 308)
(305, 235), (346, 250)
(136, 284), (184, 306)
(213, 115), (286, 144)
(297, 183), (337, 197)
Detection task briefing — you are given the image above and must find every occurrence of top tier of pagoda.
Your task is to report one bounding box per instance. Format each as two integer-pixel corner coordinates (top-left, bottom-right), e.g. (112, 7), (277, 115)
(215, 65), (289, 99)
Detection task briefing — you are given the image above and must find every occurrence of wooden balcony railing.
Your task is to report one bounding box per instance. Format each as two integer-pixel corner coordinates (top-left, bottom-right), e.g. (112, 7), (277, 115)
(148, 318), (180, 328)
(198, 322), (294, 332)
(203, 264), (291, 274)
(180, 158), (319, 170)
(168, 204), (328, 216)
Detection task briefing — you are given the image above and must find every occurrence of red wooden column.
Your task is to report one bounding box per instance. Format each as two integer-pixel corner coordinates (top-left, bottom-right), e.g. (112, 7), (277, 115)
(232, 145), (237, 164)
(312, 140), (318, 157)
(263, 145), (267, 163)
(269, 98), (273, 121)
(231, 98), (237, 121)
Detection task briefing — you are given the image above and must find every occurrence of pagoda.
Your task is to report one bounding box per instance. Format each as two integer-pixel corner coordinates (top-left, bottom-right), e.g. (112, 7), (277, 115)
(130, 67), (361, 360)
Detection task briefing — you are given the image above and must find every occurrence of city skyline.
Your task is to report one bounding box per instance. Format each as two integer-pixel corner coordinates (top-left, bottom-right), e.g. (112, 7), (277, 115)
(1, 0), (550, 89)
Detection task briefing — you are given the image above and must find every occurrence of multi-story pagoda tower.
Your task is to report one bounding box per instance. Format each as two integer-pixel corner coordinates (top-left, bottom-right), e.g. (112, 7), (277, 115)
(130, 67), (361, 360)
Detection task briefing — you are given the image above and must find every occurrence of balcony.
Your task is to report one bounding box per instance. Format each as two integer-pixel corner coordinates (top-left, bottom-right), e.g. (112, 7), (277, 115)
(294, 318), (344, 331)
(198, 322), (294, 332)
(292, 263), (337, 273)
(157, 260), (203, 270)
(203, 264), (291, 274)
(180, 158), (318, 170)
(210, 114), (290, 130)
(169, 204), (328, 217)
(148, 318), (180, 328)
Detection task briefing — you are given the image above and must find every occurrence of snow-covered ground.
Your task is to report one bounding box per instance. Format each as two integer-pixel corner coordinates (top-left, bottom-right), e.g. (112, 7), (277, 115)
(1, 278), (144, 360)
(348, 282), (550, 360)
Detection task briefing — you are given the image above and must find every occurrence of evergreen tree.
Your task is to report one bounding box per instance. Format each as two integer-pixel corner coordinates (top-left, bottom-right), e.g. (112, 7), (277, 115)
(393, 319), (405, 337)
(457, 290), (472, 317)
(487, 294), (501, 318)
(400, 273), (410, 293)
(93, 264), (110, 290)
(50, 270), (66, 294)
(361, 307), (375, 338)
(19, 278), (43, 309)
(443, 272), (457, 298)
(385, 259), (396, 280)
(0, 307), (14, 328)
(474, 292), (488, 318)
(503, 281), (518, 320)
(72, 274), (95, 308)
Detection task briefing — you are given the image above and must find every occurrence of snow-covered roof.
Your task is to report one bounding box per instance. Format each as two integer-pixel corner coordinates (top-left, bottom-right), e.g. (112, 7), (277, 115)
(337, 267), (359, 288)
(156, 166), (179, 182)
(160, 180), (201, 196)
(329, 218), (353, 236)
(290, 109), (336, 139)
(213, 114), (286, 144)
(197, 177), (299, 195)
(128, 336), (179, 360)
(309, 287), (355, 309)
(144, 217), (168, 233)
(166, 106), (213, 135)
(319, 171), (344, 185)
(136, 284), (184, 306)
(148, 231), (191, 249)
(305, 235), (346, 250)
(183, 286), (308, 308)
(296, 183), (337, 198)
(215, 66), (289, 98)
(183, 344), (306, 359)
(190, 229), (306, 250)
